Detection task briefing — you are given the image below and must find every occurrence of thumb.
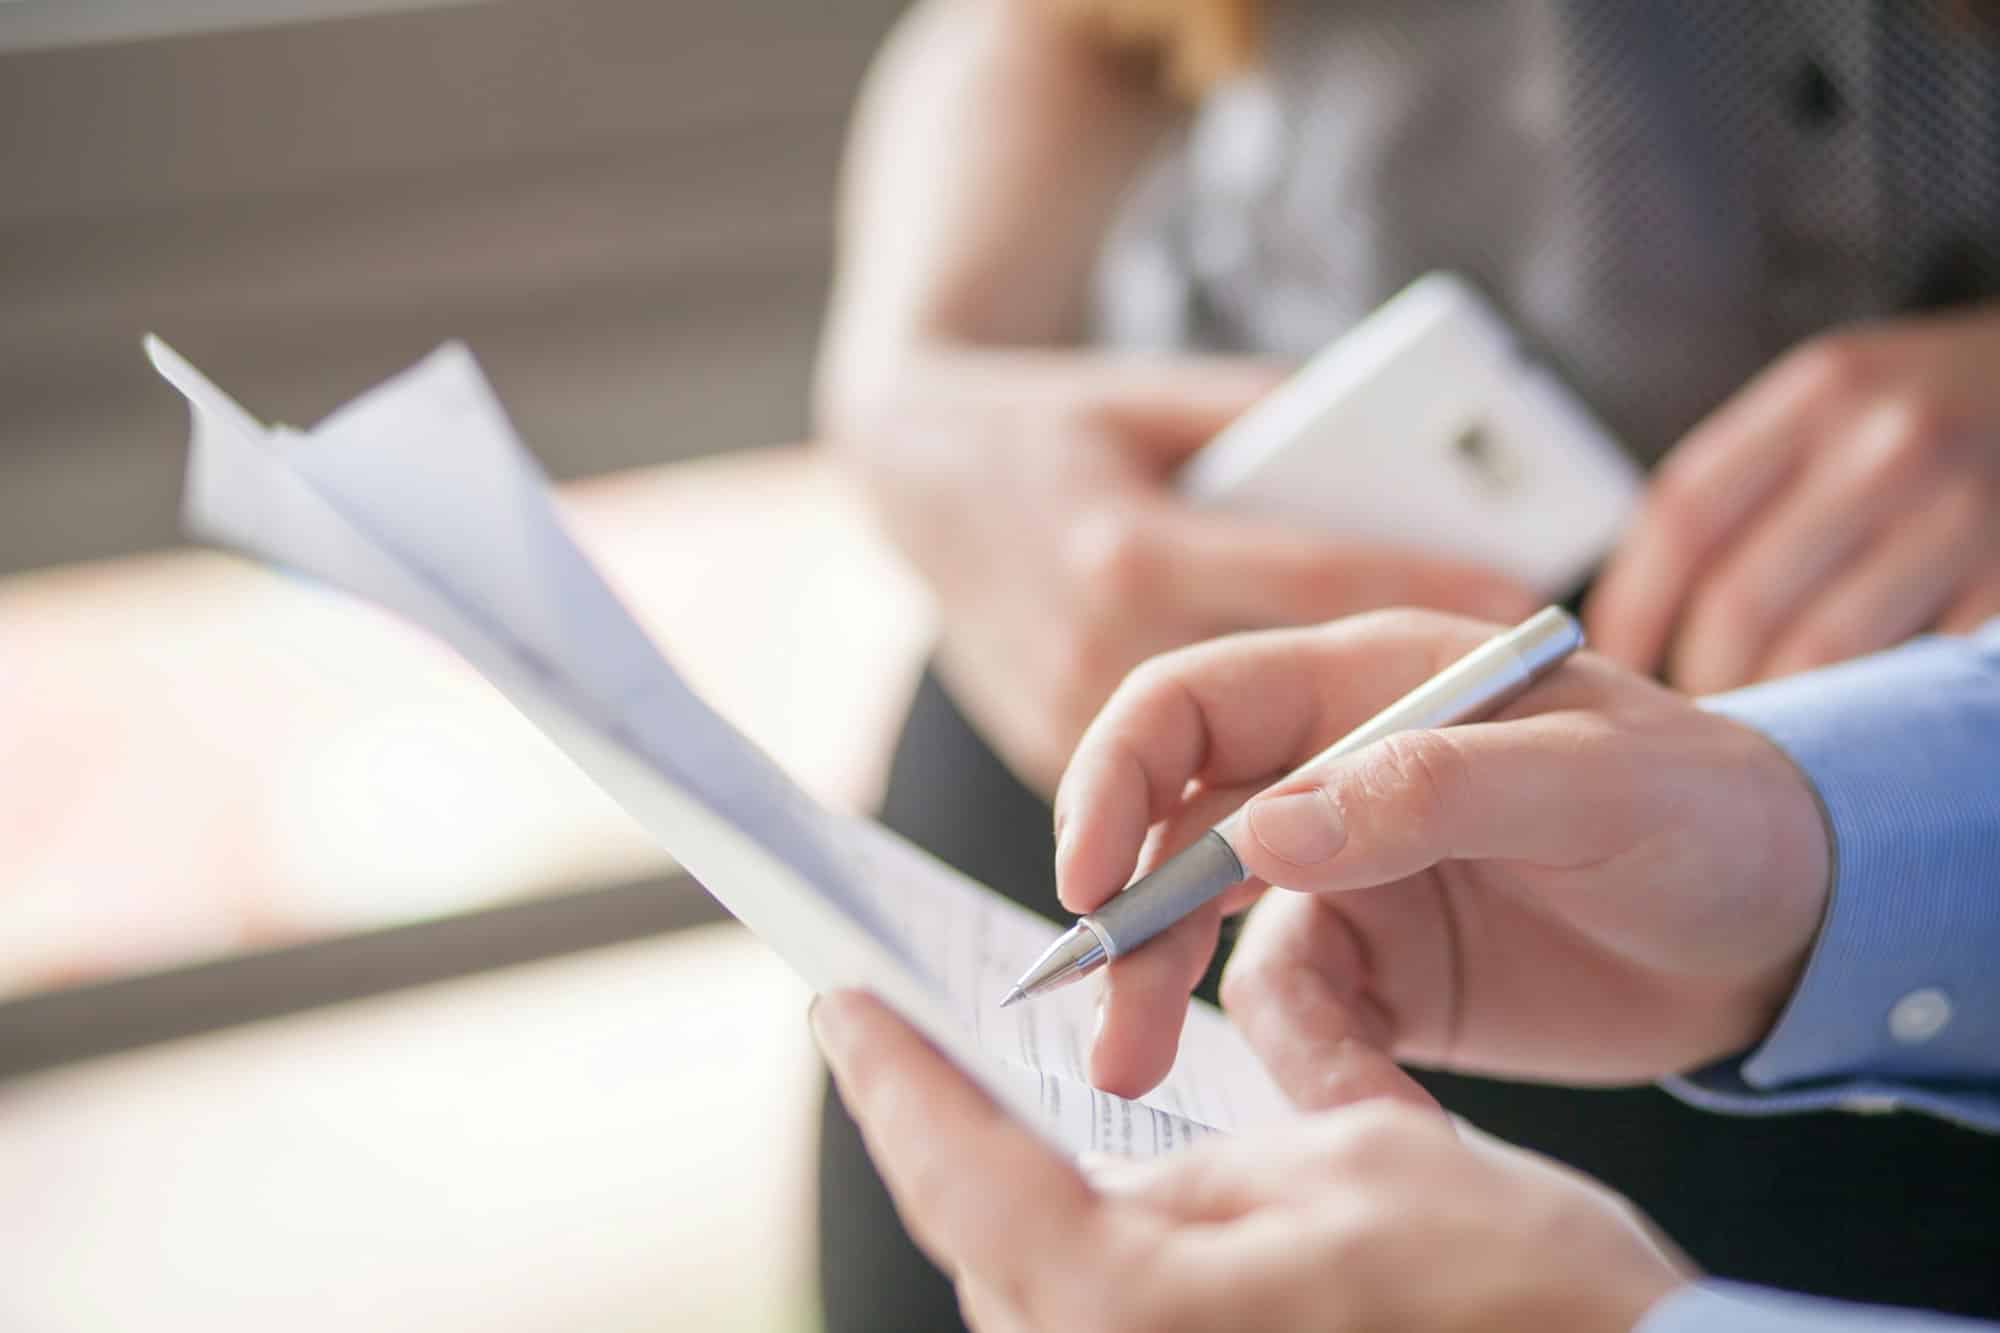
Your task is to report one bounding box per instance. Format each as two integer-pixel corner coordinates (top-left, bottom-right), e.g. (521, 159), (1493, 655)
(1230, 719), (1629, 894)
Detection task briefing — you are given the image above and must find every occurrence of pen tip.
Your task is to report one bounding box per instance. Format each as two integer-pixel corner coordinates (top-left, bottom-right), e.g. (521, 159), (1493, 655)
(999, 986), (1026, 1009)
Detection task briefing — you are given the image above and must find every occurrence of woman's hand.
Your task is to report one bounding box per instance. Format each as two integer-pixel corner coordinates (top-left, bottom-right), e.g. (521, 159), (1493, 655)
(815, 990), (1693, 1333)
(1051, 610), (1831, 1101)
(834, 348), (1535, 793)
(1589, 308), (2000, 692)
(815, 0), (1531, 793)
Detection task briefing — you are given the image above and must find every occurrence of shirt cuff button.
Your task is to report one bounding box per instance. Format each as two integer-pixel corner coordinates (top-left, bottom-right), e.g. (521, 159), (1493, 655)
(1888, 988), (1953, 1045)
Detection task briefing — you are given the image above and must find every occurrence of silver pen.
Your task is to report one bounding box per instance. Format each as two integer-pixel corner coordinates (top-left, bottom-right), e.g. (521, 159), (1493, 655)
(1001, 606), (1584, 1007)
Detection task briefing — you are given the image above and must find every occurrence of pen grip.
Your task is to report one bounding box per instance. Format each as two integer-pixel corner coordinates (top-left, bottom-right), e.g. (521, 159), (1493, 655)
(1090, 829), (1246, 957)
(1081, 609), (1579, 966)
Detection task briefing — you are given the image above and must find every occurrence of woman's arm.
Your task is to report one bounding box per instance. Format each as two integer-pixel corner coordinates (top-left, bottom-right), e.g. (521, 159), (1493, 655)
(813, 0), (1173, 431)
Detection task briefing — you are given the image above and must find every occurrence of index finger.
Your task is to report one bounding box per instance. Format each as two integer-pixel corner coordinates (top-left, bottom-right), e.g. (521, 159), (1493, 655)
(814, 991), (1100, 1295)
(1053, 610), (1496, 915)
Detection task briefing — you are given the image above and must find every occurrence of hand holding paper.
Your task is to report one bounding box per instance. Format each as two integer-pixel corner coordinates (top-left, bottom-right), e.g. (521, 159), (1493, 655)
(149, 336), (1296, 1156)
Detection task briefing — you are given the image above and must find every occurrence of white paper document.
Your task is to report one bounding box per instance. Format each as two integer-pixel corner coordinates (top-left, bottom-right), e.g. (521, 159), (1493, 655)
(147, 337), (1296, 1155)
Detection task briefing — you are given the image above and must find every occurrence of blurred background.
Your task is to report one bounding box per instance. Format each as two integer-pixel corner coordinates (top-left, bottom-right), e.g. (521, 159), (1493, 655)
(0, 2), (927, 1328)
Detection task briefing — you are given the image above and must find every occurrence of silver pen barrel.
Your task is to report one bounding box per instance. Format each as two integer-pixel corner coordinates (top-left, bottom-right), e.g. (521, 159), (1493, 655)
(1300, 605), (1581, 762)
(1090, 829), (1245, 958)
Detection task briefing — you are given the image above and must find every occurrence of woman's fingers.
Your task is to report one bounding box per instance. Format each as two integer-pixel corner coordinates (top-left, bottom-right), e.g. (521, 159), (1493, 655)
(1161, 506), (1538, 631)
(1083, 356), (1290, 465)
(1669, 401), (1928, 692)
(1586, 363), (1820, 674)
(1759, 479), (1983, 679)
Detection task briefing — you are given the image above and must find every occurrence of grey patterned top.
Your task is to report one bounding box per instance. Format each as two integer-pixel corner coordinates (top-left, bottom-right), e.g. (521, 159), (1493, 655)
(1094, 0), (2000, 460)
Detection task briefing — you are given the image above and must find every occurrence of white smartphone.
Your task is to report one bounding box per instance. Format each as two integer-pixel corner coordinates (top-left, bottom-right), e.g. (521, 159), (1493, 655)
(1177, 272), (1642, 598)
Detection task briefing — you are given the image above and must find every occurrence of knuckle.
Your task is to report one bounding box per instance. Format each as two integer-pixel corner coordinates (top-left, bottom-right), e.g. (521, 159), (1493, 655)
(1869, 394), (1953, 477)
(1365, 730), (1467, 831)
(1218, 948), (1276, 1023)
(1318, 1100), (1438, 1185)
(1335, 1099), (1422, 1160)
(1066, 507), (1157, 606)
(1784, 334), (1876, 401)
(1117, 650), (1183, 708)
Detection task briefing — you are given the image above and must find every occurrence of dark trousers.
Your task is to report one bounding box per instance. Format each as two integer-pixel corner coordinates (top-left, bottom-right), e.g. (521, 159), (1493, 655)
(818, 669), (2000, 1332)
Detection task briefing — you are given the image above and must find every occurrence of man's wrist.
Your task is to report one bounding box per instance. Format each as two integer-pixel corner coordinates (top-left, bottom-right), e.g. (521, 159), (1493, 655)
(1676, 627), (2000, 1123)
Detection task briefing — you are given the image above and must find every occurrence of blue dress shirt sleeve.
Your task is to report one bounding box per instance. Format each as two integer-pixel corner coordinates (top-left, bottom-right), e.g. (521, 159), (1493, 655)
(1638, 1281), (1999, 1333)
(1666, 621), (2000, 1132)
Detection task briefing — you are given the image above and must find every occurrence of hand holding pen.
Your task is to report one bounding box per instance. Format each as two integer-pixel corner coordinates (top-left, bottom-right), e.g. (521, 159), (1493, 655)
(1008, 607), (1581, 1008)
(1031, 608), (1830, 1101)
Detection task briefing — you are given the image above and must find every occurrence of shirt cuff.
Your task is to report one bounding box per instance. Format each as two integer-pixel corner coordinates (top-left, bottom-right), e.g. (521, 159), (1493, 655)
(1673, 626), (2000, 1128)
(1637, 1280), (1998, 1333)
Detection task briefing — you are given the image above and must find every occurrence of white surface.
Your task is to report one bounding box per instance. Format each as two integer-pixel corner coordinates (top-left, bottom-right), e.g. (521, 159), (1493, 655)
(0, 0), (486, 51)
(0, 926), (822, 1332)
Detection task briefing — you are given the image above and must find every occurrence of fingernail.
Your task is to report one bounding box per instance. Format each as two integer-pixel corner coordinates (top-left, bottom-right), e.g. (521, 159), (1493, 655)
(1248, 788), (1345, 866)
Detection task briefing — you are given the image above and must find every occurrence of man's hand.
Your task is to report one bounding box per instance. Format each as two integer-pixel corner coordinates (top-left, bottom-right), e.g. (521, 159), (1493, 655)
(1588, 309), (2000, 693)
(814, 990), (1693, 1333)
(832, 348), (1536, 793)
(1052, 609), (1832, 1101)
